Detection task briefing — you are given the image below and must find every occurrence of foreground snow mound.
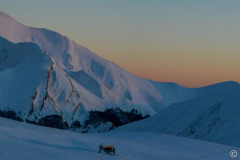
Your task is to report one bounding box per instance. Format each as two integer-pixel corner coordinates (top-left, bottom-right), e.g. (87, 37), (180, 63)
(0, 117), (235, 160)
(118, 91), (240, 147)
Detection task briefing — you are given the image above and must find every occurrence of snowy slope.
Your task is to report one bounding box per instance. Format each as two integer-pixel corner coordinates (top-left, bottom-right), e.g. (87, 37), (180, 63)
(1, 11), (240, 131)
(118, 91), (240, 147)
(0, 117), (236, 160)
(0, 11), (164, 115)
(0, 11), (165, 130)
(0, 36), (90, 128)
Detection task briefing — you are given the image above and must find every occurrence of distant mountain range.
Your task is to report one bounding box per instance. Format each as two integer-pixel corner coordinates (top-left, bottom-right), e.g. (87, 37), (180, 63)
(0, 11), (240, 137)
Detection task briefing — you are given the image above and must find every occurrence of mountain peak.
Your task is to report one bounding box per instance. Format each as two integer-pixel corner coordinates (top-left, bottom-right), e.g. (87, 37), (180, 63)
(0, 11), (18, 23)
(0, 11), (29, 44)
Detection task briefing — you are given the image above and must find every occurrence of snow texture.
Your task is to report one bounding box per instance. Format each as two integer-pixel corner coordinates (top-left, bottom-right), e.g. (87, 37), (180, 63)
(0, 117), (236, 160)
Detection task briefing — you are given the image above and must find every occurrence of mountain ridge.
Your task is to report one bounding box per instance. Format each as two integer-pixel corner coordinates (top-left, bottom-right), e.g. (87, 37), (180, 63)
(0, 11), (240, 132)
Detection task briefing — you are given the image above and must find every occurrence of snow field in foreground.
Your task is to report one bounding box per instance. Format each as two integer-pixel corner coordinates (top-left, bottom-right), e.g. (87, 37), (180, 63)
(0, 117), (237, 160)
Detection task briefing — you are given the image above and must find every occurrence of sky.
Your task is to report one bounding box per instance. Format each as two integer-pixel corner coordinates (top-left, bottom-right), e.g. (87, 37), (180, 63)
(1, 0), (240, 87)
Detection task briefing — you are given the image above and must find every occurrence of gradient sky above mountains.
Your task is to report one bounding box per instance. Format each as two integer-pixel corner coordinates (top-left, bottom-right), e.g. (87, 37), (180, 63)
(1, 0), (240, 87)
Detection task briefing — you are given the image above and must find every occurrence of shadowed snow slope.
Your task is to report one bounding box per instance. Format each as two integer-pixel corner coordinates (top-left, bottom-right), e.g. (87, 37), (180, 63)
(1, 11), (240, 131)
(0, 37), (51, 115)
(118, 91), (240, 147)
(0, 117), (236, 160)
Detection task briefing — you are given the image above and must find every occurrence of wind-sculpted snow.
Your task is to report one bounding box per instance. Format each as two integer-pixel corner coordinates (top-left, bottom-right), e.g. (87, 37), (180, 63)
(69, 71), (102, 98)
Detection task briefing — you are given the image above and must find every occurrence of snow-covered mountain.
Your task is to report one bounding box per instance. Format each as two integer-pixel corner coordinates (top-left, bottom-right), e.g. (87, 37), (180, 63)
(118, 90), (240, 147)
(0, 11), (240, 132)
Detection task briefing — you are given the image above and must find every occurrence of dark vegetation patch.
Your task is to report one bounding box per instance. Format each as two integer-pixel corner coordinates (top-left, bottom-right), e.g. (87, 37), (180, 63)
(38, 115), (69, 130)
(0, 110), (23, 122)
(85, 108), (149, 128)
(0, 108), (149, 132)
(71, 120), (81, 128)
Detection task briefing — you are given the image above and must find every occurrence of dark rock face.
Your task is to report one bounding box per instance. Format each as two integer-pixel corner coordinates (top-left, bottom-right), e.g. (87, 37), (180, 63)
(85, 108), (149, 128)
(0, 110), (22, 121)
(38, 115), (69, 130)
